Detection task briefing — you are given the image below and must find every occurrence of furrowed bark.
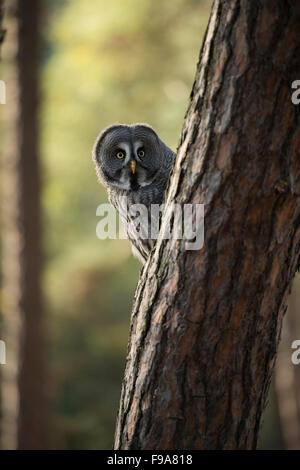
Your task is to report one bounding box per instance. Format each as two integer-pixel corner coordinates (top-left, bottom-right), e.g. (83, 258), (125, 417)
(114, 0), (300, 450)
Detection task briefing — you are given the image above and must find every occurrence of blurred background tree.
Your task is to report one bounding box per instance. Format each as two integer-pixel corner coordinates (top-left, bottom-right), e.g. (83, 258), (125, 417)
(0, 0), (4, 55)
(0, 0), (299, 449)
(1, 0), (46, 449)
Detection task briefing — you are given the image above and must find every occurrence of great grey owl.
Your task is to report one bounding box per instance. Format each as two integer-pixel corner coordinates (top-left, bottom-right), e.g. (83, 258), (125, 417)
(92, 123), (175, 264)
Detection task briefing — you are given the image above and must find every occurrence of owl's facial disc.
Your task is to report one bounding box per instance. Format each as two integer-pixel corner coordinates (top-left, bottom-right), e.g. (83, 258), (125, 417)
(104, 140), (157, 191)
(97, 127), (161, 191)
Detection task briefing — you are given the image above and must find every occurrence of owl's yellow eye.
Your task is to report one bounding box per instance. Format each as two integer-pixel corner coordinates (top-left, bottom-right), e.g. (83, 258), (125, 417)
(116, 151), (125, 159)
(138, 149), (145, 158)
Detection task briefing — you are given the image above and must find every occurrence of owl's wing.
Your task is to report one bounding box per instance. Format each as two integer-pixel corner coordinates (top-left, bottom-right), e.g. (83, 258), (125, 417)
(158, 139), (176, 173)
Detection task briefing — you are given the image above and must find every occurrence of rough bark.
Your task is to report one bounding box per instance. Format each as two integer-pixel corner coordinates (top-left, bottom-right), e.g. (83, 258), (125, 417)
(114, 0), (300, 450)
(1, 0), (46, 449)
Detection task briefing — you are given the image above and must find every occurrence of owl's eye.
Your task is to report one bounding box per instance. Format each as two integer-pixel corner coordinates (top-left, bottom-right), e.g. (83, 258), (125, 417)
(116, 150), (125, 159)
(137, 148), (145, 158)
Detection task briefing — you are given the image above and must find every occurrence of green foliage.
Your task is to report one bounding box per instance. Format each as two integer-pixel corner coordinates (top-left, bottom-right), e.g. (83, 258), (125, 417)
(41, 0), (213, 449)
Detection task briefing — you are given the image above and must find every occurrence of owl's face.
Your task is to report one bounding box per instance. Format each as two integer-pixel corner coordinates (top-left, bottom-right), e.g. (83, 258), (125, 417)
(93, 124), (162, 191)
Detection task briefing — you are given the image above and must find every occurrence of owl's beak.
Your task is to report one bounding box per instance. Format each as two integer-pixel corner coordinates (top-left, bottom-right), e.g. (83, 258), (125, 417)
(130, 160), (136, 174)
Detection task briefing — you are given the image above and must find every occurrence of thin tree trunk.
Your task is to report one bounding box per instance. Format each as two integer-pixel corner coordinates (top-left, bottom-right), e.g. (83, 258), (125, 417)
(0, 0), (5, 54)
(1, 0), (46, 449)
(114, 0), (300, 450)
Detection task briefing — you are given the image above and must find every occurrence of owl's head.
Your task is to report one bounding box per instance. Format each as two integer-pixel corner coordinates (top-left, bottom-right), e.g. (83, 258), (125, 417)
(92, 123), (164, 191)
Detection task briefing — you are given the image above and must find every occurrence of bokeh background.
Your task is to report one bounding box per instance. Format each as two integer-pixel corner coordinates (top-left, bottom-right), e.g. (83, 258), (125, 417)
(1, 0), (300, 450)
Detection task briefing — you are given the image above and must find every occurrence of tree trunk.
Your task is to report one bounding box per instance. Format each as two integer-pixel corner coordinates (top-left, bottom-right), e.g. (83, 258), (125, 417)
(114, 0), (300, 450)
(1, 0), (46, 449)
(0, 0), (5, 54)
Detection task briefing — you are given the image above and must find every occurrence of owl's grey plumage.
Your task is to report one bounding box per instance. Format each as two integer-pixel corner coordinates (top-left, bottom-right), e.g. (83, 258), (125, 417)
(92, 123), (175, 263)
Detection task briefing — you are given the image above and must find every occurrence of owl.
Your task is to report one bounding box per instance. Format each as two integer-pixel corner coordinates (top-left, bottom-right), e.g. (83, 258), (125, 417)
(92, 123), (175, 264)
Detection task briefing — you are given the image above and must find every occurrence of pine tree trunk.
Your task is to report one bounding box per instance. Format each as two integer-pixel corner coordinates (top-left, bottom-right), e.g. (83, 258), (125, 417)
(114, 0), (300, 450)
(1, 0), (46, 449)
